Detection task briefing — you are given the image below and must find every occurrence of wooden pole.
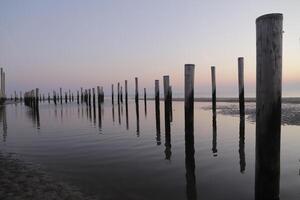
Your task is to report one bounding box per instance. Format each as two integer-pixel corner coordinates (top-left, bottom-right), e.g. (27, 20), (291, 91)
(163, 75), (170, 102)
(144, 88), (147, 104)
(92, 88), (96, 107)
(120, 86), (123, 103)
(211, 66), (216, 113)
(135, 77), (138, 103)
(238, 57), (245, 115)
(255, 13), (283, 200)
(185, 64), (195, 130)
(184, 64), (197, 199)
(125, 80), (128, 104)
(60, 88), (62, 104)
(155, 80), (159, 106)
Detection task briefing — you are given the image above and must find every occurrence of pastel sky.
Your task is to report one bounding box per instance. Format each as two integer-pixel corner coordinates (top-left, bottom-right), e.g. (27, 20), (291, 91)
(0, 0), (299, 97)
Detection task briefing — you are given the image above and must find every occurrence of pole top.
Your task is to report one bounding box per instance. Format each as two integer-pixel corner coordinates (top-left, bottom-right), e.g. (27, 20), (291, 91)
(185, 64), (195, 67)
(256, 13), (283, 23)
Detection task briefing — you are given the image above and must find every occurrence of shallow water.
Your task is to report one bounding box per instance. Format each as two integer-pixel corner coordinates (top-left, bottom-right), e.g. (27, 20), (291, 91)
(1, 100), (300, 200)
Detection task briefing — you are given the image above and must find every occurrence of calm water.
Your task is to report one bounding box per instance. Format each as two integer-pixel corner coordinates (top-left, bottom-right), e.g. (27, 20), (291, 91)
(1, 100), (300, 200)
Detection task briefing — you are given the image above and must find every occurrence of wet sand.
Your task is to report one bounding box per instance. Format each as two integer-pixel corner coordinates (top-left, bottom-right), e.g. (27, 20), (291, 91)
(0, 152), (96, 200)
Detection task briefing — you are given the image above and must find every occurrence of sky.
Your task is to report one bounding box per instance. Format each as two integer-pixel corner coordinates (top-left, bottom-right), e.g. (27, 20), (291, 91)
(0, 0), (300, 97)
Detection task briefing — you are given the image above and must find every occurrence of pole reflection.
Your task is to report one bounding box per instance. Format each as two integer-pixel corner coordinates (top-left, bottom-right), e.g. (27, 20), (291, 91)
(155, 101), (161, 146)
(239, 115), (246, 173)
(164, 101), (171, 160)
(212, 111), (217, 157)
(136, 100), (140, 137)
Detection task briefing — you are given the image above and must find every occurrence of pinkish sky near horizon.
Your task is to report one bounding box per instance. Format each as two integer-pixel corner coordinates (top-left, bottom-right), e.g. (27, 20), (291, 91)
(0, 0), (300, 97)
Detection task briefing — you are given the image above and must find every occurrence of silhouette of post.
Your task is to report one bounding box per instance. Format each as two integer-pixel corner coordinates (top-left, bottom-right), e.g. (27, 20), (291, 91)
(155, 80), (160, 107)
(53, 91), (57, 105)
(125, 80), (128, 104)
(255, 13), (283, 200)
(184, 64), (197, 200)
(92, 88), (96, 107)
(185, 64), (195, 132)
(77, 91), (79, 104)
(120, 86), (123, 103)
(144, 88), (147, 115)
(238, 57), (245, 115)
(65, 92), (68, 103)
(69, 90), (71, 102)
(60, 88), (62, 104)
(135, 77), (139, 103)
(239, 115), (245, 173)
(80, 87), (83, 104)
(111, 84), (114, 105)
(88, 89), (91, 107)
(163, 76), (170, 103)
(211, 66), (216, 113)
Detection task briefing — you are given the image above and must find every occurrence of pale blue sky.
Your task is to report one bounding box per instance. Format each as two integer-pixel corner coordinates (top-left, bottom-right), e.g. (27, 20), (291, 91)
(0, 0), (299, 97)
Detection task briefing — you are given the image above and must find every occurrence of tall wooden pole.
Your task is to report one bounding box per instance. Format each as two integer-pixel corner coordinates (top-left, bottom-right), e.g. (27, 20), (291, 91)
(125, 80), (128, 104)
(135, 77), (138, 103)
(211, 66), (216, 113)
(255, 13), (283, 200)
(238, 57), (245, 115)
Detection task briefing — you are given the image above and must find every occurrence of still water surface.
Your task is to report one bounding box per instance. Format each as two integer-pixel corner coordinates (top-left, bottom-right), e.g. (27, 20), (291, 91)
(0, 100), (300, 200)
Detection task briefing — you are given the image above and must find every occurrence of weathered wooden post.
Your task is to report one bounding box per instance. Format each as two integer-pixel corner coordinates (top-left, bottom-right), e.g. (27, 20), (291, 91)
(125, 80), (128, 104)
(155, 80), (160, 107)
(111, 84), (114, 105)
(14, 91), (17, 101)
(53, 91), (57, 105)
(211, 66), (216, 113)
(144, 88), (147, 104)
(120, 86), (123, 103)
(60, 88), (62, 104)
(20, 91), (22, 102)
(35, 88), (39, 108)
(135, 77), (139, 103)
(97, 86), (100, 105)
(144, 88), (147, 116)
(80, 88), (83, 104)
(238, 57), (245, 115)
(64, 92), (67, 103)
(185, 64), (195, 132)
(77, 91), (79, 104)
(92, 88), (96, 107)
(184, 64), (197, 199)
(163, 76), (170, 102)
(88, 89), (91, 107)
(48, 93), (50, 103)
(255, 13), (283, 200)
(100, 87), (104, 102)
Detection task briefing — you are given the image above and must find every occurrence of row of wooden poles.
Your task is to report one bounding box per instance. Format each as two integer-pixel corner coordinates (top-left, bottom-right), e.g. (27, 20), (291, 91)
(183, 13), (283, 200)
(20, 13), (281, 199)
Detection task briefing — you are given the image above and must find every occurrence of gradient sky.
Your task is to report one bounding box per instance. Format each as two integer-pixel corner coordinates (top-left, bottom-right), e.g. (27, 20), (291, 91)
(0, 0), (299, 97)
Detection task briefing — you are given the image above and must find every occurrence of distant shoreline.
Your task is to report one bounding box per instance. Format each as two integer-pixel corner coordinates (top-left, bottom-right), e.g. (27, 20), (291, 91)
(146, 97), (300, 103)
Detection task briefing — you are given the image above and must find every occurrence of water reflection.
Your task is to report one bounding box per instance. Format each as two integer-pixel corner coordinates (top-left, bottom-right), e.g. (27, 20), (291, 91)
(125, 101), (129, 130)
(164, 102), (171, 160)
(212, 112), (217, 156)
(239, 115), (246, 173)
(118, 103), (121, 125)
(25, 105), (40, 130)
(98, 103), (102, 132)
(255, 108), (281, 199)
(136, 101), (140, 137)
(155, 101), (161, 145)
(0, 106), (7, 142)
(112, 104), (115, 123)
(185, 98), (197, 199)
